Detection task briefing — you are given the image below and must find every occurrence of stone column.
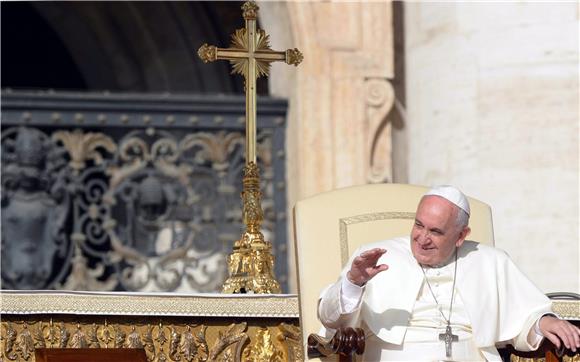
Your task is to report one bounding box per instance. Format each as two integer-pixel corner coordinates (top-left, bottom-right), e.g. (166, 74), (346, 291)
(263, 1), (395, 198)
(404, 2), (578, 292)
(260, 1), (395, 292)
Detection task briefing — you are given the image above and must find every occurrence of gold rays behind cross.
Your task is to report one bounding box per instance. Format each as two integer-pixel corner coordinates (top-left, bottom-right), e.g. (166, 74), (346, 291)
(198, 1), (302, 164)
(202, 25), (301, 80)
(197, 1), (302, 294)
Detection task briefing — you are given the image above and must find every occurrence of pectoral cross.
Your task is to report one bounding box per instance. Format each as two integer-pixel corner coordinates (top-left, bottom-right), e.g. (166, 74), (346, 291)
(439, 324), (459, 358)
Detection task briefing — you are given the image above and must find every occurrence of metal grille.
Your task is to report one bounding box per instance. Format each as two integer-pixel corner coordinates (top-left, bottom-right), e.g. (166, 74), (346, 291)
(1, 91), (289, 293)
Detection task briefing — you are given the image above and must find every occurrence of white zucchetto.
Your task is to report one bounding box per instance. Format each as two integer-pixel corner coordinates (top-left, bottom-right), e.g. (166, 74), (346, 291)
(424, 185), (470, 216)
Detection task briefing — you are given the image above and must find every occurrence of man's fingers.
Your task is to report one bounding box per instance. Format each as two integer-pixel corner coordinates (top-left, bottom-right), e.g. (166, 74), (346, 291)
(349, 249), (388, 285)
(562, 323), (580, 351)
(544, 331), (561, 349)
(360, 248), (387, 259)
(367, 264), (389, 278)
(561, 332), (571, 350)
(540, 318), (580, 351)
(552, 325), (572, 350)
(356, 249), (387, 266)
(361, 249), (387, 264)
(564, 323), (580, 351)
(367, 264), (389, 273)
(573, 325), (580, 348)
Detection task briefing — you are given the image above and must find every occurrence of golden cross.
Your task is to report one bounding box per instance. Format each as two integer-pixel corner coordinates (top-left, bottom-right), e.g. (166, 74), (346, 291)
(198, 1), (302, 164)
(197, 1), (302, 294)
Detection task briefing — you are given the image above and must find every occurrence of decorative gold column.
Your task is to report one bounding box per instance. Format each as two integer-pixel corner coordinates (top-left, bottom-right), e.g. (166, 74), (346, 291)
(198, 1), (302, 293)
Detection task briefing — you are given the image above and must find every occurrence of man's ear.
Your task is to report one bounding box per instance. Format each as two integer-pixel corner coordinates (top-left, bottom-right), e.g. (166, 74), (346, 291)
(456, 226), (471, 248)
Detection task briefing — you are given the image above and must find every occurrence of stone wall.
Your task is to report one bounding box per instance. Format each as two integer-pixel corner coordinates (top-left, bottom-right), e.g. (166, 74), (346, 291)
(404, 2), (579, 292)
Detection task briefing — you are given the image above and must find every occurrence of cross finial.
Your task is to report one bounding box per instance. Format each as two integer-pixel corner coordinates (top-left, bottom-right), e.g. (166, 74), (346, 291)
(242, 1), (259, 19)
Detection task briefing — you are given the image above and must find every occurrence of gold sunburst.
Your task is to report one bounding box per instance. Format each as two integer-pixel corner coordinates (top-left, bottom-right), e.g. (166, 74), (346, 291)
(229, 28), (273, 79)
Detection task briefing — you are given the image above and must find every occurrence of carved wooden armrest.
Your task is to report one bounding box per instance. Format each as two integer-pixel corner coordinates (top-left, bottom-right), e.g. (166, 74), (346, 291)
(502, 340), (579, 362)
(307, 328), (365, 361)
(502, 320), (580, 362)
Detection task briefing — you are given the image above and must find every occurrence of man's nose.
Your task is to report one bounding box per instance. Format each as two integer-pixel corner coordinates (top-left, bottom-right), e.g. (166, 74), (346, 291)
(415, 229), (431, 244)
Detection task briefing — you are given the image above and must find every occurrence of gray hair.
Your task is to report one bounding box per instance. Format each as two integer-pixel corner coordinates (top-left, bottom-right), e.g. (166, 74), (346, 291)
(455, 208), (470, 229)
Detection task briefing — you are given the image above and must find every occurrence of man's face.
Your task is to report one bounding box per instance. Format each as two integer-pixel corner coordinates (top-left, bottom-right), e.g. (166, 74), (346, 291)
(410, 196), (469, 266)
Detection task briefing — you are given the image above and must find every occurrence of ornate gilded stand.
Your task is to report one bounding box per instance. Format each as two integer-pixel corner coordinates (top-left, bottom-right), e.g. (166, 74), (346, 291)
(0, 291), (302, 362)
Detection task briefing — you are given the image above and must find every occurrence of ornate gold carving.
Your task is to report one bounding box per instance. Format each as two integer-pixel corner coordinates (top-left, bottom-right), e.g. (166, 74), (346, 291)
(100, 320), (113, 348)
(241, 1), (259, 20)
(52, 129), (116, 175)
(32, 324), (46, 349)
(198, 44), (218, 63)
(285, 49), (303, 66)
(181, 325), (208, 362)
(241, 162), (263, 229)
(244, 327), (283, 362)
(209, 322), (248, 361)
(156, 323), (167, 349)
(70, 323), (88, 348)
(3, 322), (18, 360)
(142, 324), (155, 356)
(115, 324), (127, 348)
(58, 322), (69, 348)
(88, 323), (100, 348)
(510, 357), (544, 362)
(276, 323), (303, 362)
(222, 163), (280, 294)
(169, 327), (181, 360)
(339, 211), (416, 266)
(17, 324), (34, 360)
(229, 29), (272, 79)
(1, 318), (302, 362)
(127, 326), (143, 349)
(46, 320), (57, 348)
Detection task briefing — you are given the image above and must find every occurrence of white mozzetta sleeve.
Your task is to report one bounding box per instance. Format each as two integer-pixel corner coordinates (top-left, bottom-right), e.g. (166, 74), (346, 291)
(340, 277), (364, 313)
(318, 278), (366, 331)
(512, 312), (552, 351)
(521, 313), (557, 350)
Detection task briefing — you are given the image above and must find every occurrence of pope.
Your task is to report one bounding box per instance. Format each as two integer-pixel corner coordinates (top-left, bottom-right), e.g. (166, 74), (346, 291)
(318, 185), (580, 361)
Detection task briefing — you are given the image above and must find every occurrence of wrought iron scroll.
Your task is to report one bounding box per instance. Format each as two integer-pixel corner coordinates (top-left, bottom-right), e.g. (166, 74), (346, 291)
(0, 91), (289, 292)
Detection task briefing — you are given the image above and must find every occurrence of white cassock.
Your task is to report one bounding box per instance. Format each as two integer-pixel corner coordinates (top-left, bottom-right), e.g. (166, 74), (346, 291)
(318, 237), (553, 361)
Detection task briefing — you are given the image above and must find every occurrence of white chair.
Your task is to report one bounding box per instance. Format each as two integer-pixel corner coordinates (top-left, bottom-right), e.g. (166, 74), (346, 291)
(292, 183), (494, 360)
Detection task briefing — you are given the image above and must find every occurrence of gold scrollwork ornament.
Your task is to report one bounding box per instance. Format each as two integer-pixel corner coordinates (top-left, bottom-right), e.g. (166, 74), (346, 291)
(276, 323), (303, 362)
(127, 326), (143, 349)
(198, 44), (218, 63)
(17, 324), (34, 360)
(70, 323), (88, 348)
(243, 327), (283, 362)
(222, 163), (280, 294)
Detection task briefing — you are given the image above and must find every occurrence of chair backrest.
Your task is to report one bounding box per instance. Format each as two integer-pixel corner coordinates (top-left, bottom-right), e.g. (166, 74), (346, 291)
(292, 183), (494, 356)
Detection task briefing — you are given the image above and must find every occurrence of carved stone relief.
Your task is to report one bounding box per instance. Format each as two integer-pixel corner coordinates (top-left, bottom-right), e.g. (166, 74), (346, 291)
(1, 127), (70, 290)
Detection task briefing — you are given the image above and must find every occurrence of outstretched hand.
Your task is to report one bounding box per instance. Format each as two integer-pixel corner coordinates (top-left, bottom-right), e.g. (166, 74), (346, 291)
(539, 315), (580, 352)
(347, 248), (388, 286)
